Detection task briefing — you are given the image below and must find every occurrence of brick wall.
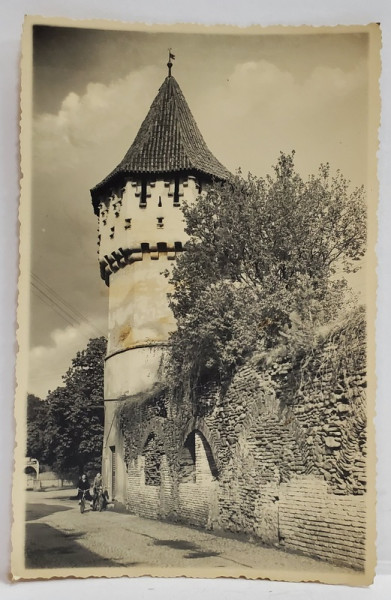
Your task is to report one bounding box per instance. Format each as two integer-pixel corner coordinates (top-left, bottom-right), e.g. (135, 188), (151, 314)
(117, 310), (367, 570)
(279, 476), (366, 570)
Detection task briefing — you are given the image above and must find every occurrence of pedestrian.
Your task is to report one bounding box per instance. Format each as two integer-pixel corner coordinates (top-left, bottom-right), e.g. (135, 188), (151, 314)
(92, 472), (103, 508)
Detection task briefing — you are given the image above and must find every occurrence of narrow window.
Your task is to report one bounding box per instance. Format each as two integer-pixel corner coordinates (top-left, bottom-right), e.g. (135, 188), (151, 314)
(157, 217), (164, 229)
(125, 218), (132, 230)
(173, 177), (180, 206)
(110, 227), (115, 239)
(140, 179), (147, 207)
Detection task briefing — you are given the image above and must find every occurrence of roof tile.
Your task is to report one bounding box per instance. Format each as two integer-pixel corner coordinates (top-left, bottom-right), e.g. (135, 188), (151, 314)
(91, 75), (230, 206)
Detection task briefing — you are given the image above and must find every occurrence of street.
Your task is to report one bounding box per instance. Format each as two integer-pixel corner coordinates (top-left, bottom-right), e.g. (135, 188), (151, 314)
(25, 489), (357, 576)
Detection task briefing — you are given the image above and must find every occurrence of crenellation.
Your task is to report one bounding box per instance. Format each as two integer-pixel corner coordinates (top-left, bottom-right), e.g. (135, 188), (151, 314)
(96, 175), (201, 281)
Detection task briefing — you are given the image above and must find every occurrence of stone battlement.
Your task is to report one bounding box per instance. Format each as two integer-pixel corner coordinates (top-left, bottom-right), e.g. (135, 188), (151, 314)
(97, 175), (200, 280)
(99, 242), (183, 285)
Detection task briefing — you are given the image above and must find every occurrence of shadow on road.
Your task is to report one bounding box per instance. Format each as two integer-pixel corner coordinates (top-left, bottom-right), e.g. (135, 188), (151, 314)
(153, 539), (221, 560)
(26, 503), (73, 522)
(25, 522), (130, 569)
(184, 550), (221, 559)
(153, 539), (196, 551)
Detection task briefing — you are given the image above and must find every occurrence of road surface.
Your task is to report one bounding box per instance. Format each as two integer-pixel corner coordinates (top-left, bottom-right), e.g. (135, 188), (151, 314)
(25, 489), (357, 577)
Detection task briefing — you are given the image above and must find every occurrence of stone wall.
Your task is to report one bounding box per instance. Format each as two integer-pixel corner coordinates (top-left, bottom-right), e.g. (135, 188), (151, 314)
(117, 309), (367, 570)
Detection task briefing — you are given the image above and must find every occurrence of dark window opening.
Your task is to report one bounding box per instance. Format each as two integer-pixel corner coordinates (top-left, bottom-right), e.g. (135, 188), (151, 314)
(173, 177), (180, 206)
(125, 218), (132, 230)
(157, 217), (164, 229)
(109, 227), (115, 239)
(140, 179), (147, 207)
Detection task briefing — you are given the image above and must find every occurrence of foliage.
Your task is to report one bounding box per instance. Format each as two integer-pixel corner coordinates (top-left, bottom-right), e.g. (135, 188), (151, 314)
(117, 383), (167, 422)
(167, 152), (366, 393)
(26, 393), (47, 464)
(37, 336), (107, 480)
(116, 383), (167, 466)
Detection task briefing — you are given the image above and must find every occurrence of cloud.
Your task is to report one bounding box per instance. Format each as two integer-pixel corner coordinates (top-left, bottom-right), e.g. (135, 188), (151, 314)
(196, 58), (367, 180)
(29, 318), (107, 398)
(33, 57), (367, 184)
(208, 59), (365, 118)
(29, 56), (368, 395)
(34, 66), (162, 174)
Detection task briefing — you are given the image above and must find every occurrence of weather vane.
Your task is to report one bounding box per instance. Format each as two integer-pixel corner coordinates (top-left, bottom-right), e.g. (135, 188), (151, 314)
(167, 48), (175, 77)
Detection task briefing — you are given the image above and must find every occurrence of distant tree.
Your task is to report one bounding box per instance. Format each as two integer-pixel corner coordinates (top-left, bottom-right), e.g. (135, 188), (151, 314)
(168, 152), (366, 391)
(26, 393), (47, 463)
(43, 336), (107, 480)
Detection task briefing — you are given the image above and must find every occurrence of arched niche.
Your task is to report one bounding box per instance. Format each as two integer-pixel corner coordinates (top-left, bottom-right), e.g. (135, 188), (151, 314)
(142, 432), (165, 486)
(181, 430), (218, 483)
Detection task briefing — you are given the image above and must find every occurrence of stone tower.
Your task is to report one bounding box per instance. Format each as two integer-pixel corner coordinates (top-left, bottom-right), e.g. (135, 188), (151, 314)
(90, 65), (229, 503)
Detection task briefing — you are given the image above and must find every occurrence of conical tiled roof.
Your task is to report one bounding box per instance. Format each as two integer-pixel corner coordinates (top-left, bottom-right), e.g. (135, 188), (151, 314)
(91, 75), (230, 207)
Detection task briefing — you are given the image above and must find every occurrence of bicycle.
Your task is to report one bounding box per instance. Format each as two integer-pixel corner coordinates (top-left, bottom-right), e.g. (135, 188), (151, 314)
(92, 486), (108, 512)
(78, 489), (89, 514)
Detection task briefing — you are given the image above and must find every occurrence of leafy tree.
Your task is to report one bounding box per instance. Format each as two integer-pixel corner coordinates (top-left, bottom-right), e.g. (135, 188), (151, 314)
(167, 152), (366, 392)
(42, 336), (106, 480)
(26, 393), (47, 463)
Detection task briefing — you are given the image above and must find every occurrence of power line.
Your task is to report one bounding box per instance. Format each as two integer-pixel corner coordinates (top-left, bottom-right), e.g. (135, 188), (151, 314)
(31, 272), (105, 336)
(31, 283), (80, 329)
(31, 280), (84, 328)
(30, 273), (106, 338)
(31, 271), (106, 337)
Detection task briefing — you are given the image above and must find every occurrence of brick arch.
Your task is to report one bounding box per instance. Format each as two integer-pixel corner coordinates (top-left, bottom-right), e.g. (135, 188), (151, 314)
(188, 430), (219, 480)
(182, 418), (221, 477)
(138, 418), (166, 457)
(137, 418), (176, 485)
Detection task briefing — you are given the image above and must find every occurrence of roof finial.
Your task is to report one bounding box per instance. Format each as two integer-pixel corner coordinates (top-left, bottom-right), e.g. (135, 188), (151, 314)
(167, 48), (175, 77)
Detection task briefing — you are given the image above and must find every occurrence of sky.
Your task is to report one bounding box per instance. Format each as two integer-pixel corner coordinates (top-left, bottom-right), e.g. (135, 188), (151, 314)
(28, 25), (370, 398)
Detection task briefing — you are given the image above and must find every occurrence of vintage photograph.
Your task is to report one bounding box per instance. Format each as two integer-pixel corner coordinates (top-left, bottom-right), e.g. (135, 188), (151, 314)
(12, 18), (380, 583)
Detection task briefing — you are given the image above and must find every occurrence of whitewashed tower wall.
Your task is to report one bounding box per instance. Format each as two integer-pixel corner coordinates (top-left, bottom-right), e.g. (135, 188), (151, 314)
(91, 67), (229, 503)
